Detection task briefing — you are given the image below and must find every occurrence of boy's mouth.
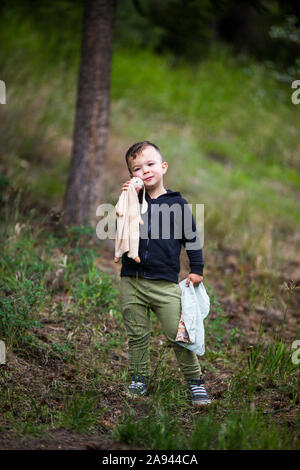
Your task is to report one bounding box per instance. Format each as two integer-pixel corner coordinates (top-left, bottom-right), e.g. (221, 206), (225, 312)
(144, 176), (153, 182)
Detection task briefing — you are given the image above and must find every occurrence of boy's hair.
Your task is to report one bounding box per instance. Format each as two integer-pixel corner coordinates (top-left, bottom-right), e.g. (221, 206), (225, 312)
(125, 141), (162, 174)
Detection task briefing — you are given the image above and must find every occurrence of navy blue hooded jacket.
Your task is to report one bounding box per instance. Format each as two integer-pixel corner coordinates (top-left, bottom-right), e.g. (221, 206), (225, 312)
(120, 188), (204, 284)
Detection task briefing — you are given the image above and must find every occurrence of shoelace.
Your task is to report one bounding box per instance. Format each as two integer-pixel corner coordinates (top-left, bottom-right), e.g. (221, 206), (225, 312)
(189, 383), (208, 397)
(129, 381), (147, 392)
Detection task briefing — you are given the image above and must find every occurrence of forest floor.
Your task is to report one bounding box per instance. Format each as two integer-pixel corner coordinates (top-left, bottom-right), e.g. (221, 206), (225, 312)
(1, 232), (299, 450)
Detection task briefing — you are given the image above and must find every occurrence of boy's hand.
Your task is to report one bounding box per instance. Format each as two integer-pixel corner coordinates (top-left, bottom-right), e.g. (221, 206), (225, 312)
(186, 273), (203, 287)
(121, 179), (142, 194)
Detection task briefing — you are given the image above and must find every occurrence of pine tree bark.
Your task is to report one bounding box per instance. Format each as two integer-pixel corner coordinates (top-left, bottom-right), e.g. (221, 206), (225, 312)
(63, 0), (117, 227)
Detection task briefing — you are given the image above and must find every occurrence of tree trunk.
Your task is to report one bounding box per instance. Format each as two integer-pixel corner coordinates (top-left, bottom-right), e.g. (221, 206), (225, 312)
(63, 0), (117, 227)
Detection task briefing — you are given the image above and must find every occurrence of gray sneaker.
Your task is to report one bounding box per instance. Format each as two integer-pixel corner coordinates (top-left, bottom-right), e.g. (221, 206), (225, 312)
(126, 374), (148, 397)
(187, 377), (212, 405)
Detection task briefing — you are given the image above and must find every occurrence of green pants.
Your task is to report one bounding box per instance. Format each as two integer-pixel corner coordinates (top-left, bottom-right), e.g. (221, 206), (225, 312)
(119, 275), (202, 381)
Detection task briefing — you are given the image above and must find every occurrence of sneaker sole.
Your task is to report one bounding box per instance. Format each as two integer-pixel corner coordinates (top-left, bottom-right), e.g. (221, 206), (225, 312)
(125, 391), (148, 399)
(192, 399), (212, 405)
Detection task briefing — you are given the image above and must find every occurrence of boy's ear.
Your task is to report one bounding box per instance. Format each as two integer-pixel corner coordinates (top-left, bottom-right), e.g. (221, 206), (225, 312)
(162, 161), (168, 172)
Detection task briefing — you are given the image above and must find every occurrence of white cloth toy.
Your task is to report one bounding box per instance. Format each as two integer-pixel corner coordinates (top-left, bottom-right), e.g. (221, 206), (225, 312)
(114, 177), (148, 263)
(175, 280), (210, 356)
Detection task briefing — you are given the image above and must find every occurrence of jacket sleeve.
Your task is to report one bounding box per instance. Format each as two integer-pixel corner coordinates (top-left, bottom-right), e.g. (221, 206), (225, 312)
(181, 198), (204, 276)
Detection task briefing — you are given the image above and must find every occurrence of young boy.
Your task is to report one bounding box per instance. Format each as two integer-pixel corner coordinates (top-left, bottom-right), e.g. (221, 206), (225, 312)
(119, 140), (211, 405)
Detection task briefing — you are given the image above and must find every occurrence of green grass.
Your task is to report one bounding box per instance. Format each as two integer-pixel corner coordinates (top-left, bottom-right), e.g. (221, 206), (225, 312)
(0, 203), (299, 448)
(114, 404), (297, 450)
(56, 390), (104, 434)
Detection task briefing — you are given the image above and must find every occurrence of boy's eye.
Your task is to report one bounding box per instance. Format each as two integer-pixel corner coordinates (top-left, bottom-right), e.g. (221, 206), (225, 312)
(133, 163), (154, 171)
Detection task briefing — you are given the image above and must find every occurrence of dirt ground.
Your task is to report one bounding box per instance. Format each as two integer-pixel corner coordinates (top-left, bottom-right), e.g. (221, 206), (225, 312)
(1, 237), (299, 450)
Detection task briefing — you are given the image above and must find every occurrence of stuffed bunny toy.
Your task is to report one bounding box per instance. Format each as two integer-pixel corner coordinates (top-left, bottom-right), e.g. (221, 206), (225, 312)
(114, 177), (148, 263)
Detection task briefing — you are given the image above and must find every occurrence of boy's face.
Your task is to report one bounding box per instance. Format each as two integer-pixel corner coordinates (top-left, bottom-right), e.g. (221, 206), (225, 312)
(128, 146), (168, 189)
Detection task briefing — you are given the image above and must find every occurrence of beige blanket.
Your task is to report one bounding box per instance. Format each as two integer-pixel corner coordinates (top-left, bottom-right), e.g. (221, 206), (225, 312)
(114, 178), (148, 263)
